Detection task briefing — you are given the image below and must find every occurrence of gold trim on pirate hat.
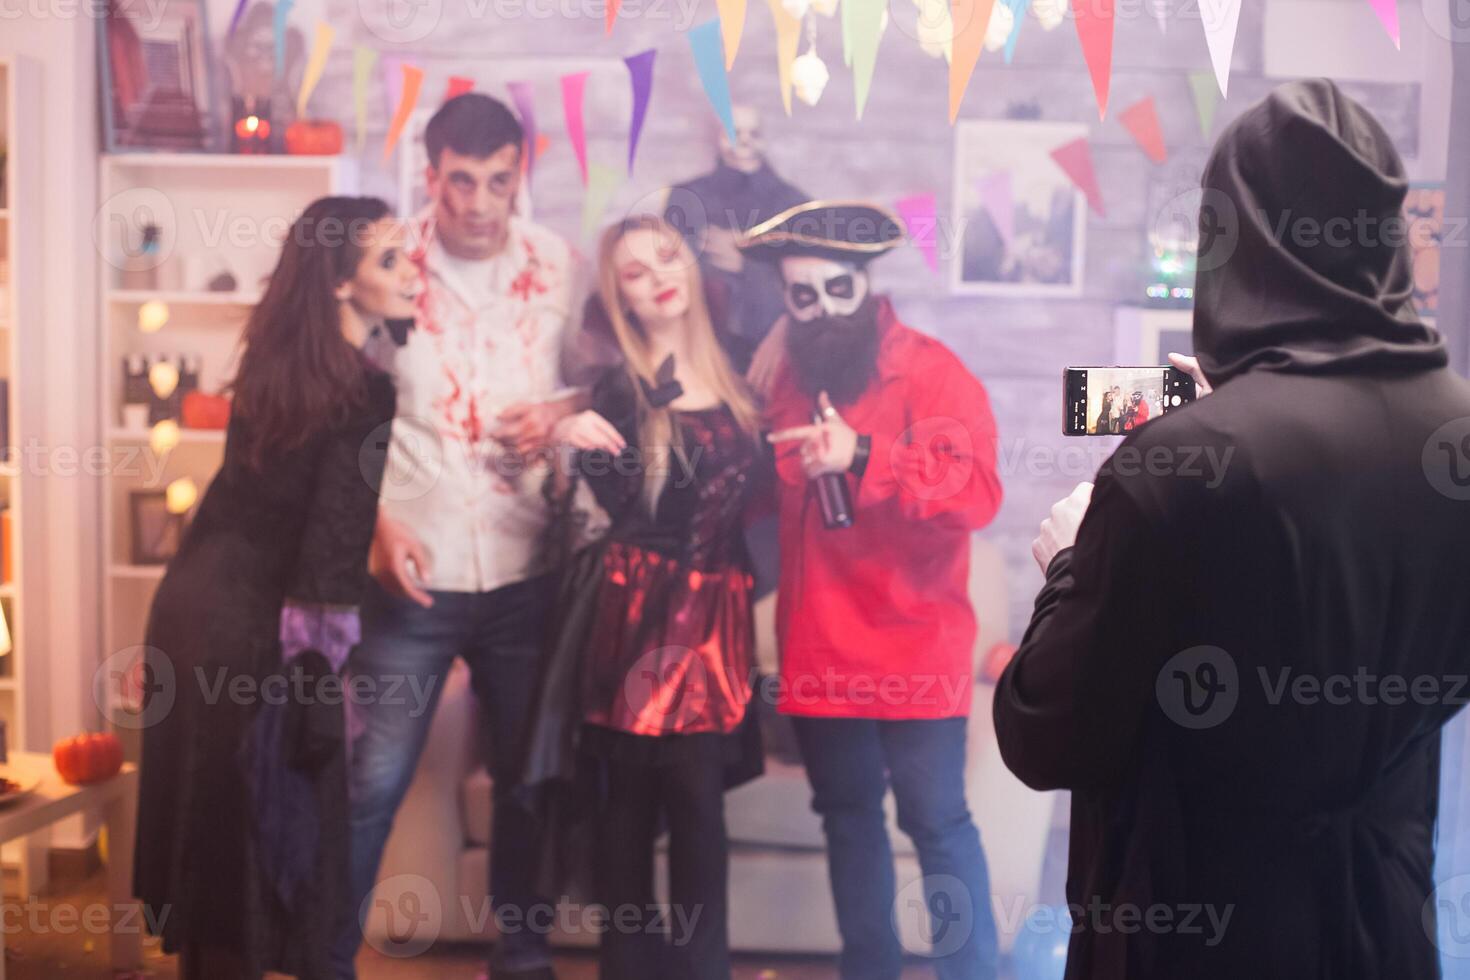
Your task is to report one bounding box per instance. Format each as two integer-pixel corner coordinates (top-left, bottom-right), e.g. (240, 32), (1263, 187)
(737, 199), (907, 265)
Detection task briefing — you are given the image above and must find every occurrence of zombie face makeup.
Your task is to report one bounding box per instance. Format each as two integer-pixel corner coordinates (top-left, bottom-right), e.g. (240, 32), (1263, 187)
(779, 255), (870, 322)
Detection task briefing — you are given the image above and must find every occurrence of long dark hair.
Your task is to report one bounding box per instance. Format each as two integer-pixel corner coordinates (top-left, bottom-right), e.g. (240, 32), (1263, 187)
(231, 195), (392, 470)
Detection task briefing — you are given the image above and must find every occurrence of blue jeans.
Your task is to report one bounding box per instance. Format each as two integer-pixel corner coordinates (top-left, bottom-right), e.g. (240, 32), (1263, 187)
(792, 716), (999, 980)
(330, 577), (555, 979)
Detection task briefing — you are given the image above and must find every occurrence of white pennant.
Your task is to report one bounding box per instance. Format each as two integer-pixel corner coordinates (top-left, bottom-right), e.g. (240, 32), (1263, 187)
(1200, 0), (1240, 97)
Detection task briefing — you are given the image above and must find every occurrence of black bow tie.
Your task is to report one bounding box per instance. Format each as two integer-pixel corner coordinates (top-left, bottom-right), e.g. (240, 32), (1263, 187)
(639, 354), (684, 409)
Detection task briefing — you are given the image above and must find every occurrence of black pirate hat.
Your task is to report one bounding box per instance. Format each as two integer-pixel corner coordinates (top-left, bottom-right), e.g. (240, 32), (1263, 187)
(737, 200), (907, 266)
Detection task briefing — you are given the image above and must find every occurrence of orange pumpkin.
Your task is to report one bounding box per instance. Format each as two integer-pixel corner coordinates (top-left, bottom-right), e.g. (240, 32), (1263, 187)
(53, 733), (124, 786)
(285, 120), (344, 157)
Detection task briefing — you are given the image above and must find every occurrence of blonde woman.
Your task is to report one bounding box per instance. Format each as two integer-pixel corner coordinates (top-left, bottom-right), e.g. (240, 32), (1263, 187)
(538, 214), (767, 979)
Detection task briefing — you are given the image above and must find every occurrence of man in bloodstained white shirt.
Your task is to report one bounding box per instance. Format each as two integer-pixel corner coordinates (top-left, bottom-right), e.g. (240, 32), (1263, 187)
(332, 93), (581, 980)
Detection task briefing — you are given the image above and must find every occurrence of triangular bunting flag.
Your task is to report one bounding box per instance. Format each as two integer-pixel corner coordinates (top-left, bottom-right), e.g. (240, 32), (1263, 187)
(689, 19), (737, 143)
(1200, 0), (1241, 97)
(1367, 0), (1400, 48)
(976, 170), (1014, 246)
(273, 0), (295, 78)
(625, 49), (657, 174)
(508, 81), (539, 186)
(383, 63), (424, 163)
(296, 22), (333, 118)
(949, 0), (998, 122)
(1072, 0), (1114, 119)
(1003, 0), (1028, 63)
(352, 46), (378, 153)
(562, 72), (590, 185)
(1187, 69), (1219, 138)
(1050, 137), (1105, 217)
(583, 163), (623, 242)
(768, 0), (802, 114)
(894, 193), (939, 273)
(849, 0), (885, 118)
(606, 0), (621, 33)
(1149, 0), (1167, 32)
(1119, 96), (1167, 163)
(445, 76), (474, 101)
(716, 0), (748, 67)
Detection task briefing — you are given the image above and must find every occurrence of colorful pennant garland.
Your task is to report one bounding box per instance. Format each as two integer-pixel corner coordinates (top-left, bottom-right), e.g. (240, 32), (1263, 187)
(383, 63), (424, 162)
(689, 19), (737, 143)
(894, 193), (940, 272)
(1072, 0), (1114, 119)
(296, 22), (333, 118)
(562, 72), (591, 185)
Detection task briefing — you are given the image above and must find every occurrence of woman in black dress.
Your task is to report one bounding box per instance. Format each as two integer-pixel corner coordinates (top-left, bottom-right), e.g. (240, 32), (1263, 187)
(133, 196), (418, 980)
(543, 214), (767, 979)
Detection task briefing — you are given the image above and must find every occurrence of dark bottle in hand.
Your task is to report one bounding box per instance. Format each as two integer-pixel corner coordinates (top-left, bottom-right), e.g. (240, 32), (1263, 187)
(812, 409), (854, 529)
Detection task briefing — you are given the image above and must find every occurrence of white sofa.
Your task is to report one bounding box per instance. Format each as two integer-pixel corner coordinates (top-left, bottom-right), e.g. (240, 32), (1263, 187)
(366, 538), (1057, 955)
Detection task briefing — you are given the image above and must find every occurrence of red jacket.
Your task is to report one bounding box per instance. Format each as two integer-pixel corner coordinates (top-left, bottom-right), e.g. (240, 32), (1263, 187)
(767, 298), (1002, 719)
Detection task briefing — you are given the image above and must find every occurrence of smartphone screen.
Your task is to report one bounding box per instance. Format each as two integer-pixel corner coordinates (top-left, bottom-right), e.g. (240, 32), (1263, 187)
(1063, 366), (1197, 436)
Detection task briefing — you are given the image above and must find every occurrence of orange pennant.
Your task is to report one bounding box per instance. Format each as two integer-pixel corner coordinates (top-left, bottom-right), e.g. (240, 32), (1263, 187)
(383, 64), (424, 162)
(948, 0), (997, 122)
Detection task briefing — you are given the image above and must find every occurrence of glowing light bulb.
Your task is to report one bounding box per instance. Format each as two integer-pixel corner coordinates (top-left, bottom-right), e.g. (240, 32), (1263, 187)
(149, 360), (179, 400)
(150, 419), (180, 454)
(137, 300), (170, 334)
(166, 477), (199, 516)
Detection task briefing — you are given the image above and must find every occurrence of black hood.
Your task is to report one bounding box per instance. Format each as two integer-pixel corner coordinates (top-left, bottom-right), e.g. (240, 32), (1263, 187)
(1192, 78), (1445, 386)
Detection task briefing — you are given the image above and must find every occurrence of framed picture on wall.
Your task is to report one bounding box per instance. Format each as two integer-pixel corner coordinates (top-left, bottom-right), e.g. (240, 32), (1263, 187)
(1405, 183), (1444, 318)
(951, 120), (1088, 297)
(98, 0), (218, 151)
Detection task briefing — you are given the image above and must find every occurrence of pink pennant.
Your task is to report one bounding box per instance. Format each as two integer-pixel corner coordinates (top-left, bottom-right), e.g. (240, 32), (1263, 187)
(894, 194), (939, 273)
(1050, 137), (1105, 218)
(1071, 0), (1114, 119)
(561, 72), (590, 185)
(508, 80), (538, 186)
(976, 171), (1014, 248)
(1118, 96), (1167, 164)
(1367, 0), (1399, 48)
(445, 76), (474, 101)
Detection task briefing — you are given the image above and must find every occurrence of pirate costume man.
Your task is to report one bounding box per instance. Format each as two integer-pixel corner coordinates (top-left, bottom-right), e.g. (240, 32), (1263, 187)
(745, 201), (1004, 980)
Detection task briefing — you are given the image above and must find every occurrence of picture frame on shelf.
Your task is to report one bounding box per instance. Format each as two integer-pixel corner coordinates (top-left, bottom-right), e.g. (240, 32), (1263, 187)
(98, 0), (218, 152)
(951, 120), (1087, 297)
(129, 490), (184, 566)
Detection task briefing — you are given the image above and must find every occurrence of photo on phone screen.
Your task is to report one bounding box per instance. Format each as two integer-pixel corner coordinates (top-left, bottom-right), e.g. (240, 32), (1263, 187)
(1063, 366), (1197, 436)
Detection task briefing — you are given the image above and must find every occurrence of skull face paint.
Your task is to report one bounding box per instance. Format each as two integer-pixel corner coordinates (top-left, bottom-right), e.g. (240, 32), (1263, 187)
(779, 255), (870, 322)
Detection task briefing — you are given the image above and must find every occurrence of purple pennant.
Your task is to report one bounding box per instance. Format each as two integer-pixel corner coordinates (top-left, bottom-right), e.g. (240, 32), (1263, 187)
(625, 49), (656, 175)
(226, 0), (248, 35)
(507, 81), (538, 187)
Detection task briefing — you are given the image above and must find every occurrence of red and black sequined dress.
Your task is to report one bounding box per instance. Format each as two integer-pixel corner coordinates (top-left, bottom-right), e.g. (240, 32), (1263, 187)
(577, 369), (763, 764)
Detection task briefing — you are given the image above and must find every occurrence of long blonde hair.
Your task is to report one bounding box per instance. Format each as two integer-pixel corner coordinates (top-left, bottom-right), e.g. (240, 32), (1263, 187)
(595, 214), (762, 513)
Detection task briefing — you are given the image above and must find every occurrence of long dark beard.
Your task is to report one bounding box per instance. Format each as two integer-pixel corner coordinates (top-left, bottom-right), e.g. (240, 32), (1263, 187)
(785, 296), (882, 407)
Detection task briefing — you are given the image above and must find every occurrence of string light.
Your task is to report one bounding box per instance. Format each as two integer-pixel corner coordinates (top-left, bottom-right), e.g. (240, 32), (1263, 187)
(149, 360), (179, 400)
(165, 477), (199, 516)
(150, 420), (180, 455)
(137, 300), (169, 334)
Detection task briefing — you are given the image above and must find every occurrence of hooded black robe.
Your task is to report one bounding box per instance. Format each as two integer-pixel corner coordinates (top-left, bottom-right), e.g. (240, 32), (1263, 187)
(995, 79), (1469, 979)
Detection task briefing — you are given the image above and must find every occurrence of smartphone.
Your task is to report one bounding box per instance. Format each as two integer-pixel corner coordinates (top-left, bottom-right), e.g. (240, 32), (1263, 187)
(1063, 366), (1197, 436)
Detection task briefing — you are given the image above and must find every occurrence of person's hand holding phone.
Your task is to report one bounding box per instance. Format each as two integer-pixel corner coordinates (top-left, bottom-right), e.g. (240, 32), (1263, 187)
(1167, 353), (1213, 397)
(370, 510), (434, 608)
(1032, 482), (1094, 573)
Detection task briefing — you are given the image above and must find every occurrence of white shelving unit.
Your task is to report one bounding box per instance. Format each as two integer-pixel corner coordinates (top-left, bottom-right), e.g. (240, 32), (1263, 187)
(98, 153), (354, 752)
(0, 56), (37, 759)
